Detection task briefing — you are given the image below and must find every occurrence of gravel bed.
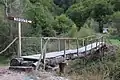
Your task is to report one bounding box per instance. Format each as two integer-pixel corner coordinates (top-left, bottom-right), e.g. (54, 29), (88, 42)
(0, 67), (25, 80)
(0, 67), (69, 80)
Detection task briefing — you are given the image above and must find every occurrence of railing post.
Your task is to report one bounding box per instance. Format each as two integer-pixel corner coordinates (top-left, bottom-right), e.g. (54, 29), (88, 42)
(83, 39), (84, 47)
(96, 38), (98, 49)
(59, 39), (67, 75)
(85, 38), (87, 57)
(90, 38), (93, 55)
(18, 22), (22, 57)
(76, 38), (79, 56)
(58, 39), (61, 51)
(36, 38), (49, 71)
(41, 38), (43, 54)
(64, 39), (66, 60)
(68, 39), (70, 50)
(99, 37), (101, 55)
(43, 43), (46, 70)
(101, 36), (104, 56)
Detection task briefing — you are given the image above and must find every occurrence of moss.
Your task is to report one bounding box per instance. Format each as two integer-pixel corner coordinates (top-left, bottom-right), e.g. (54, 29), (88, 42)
(0, 56), (9, 66)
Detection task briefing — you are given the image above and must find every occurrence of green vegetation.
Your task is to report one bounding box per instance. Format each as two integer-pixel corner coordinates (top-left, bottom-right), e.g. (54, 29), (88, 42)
(0, 0), (120, 79)
(65, 46), (120, 80)
(109, 39), (120, 46)
(0, 56), (10, 66)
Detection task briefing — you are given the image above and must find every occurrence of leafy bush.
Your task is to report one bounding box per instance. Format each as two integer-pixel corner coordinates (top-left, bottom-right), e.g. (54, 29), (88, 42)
(111, 12), (120, 35)
(67, 24), (78, 37)
(54, 14), (76, 36)
(66, 46), (119, 80)
(109, 48), (120, 80)
(77, 26), (95, 38)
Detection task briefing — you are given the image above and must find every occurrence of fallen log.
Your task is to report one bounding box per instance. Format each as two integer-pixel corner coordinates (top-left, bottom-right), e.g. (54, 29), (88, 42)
(10, 58), (23, 66)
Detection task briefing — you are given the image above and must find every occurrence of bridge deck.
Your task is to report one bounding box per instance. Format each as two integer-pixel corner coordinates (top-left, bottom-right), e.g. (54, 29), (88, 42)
(21, 42), (104, 60)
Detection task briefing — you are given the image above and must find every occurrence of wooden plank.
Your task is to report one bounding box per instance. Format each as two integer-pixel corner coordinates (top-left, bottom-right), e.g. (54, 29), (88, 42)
(9, 66), (33, 71)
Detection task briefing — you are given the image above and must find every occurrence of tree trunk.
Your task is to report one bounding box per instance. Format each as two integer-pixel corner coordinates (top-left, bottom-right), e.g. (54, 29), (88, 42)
(99, 21), (103, 33)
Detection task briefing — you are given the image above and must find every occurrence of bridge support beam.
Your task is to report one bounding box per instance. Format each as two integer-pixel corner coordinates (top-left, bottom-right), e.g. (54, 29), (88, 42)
(18, 22), (22, 57)
(59, 62), (67, 74)
(64, 40), (66, 60)
(76, 39), (79, 56)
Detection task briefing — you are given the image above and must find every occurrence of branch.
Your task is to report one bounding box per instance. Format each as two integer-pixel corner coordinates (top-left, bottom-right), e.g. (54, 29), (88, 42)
(20, 4), (28, 16)
(0, 0), (8, 17)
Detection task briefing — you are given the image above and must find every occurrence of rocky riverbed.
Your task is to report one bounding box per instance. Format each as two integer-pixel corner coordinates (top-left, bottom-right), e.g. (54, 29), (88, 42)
(0, 67), (69, 80)
(0, 67), (25, 80)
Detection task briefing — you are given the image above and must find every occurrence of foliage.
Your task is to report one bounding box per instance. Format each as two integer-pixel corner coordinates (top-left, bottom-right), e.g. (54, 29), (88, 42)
(84, 18), (99, 32)
(0, 1), (120, 80)
(66, 0), (114, 32)
(26, 3), (56, 36)
(0, 55), (10, 65)
(77, 25), (95, 38)
(0, 0), (120, 38)
(111, 12), (120, 35)
(54, 14), (76, 36)
(90, 0), (114, 33)
(108, 27), (117, 35)
(67, 24), (78, 37)
(54, 0), (76, 11)
(109, 39), (120, 46)
(109, 48), (120, 80)
(66, 2), (91, 29)
(111, 0), (120, 11)
(0, 0), (120, 64)
(66, 46), (120, 80)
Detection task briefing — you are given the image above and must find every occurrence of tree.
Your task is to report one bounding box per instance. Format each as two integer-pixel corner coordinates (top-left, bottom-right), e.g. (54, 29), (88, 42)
(90, 1), (113, 32)
(66, 3), (91, 29)
(0, 0), (36, 55)
(66, 0), (113, 32)
(111, 12), (120, 35)
(111, 0), (120, 11)
(26, 1), (57, 37)
(67, 24), (78, 37)
(54, 0), (76, 11)
(54, 14), (76, 36)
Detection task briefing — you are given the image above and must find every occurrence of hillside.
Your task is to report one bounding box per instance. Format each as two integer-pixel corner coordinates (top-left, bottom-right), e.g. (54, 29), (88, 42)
(0, 0), (120, 80)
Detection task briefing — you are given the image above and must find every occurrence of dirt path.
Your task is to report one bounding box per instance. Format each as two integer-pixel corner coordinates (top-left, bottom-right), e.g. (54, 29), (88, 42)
(0, 66), (69, 80)
(0, 67), (25, 80)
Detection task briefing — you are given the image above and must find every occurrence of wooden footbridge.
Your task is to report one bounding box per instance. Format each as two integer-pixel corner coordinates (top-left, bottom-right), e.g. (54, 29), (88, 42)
(0, 35), (107, 71)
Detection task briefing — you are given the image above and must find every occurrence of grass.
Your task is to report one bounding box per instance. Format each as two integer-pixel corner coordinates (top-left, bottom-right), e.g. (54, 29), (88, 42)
(0, 56), (10, 66)
(64, 44), (119, 80)
(109, 39), (120, 46)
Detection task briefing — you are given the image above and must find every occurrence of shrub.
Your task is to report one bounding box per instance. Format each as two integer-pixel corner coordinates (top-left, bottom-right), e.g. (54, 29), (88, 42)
(77, 26), (95, 38)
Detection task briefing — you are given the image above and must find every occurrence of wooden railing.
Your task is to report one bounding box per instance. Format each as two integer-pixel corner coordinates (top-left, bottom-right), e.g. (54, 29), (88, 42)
(22, 35), (105, 70)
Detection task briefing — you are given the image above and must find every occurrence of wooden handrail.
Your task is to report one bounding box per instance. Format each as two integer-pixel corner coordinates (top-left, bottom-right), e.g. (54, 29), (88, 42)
(21, 35), (96, 40)
(0, 37), (18, 54)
